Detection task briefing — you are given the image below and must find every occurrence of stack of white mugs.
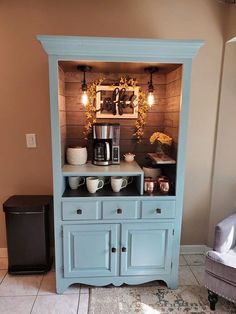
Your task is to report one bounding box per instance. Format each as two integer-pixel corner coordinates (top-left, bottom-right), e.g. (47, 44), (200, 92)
(68, 176), (133, 193)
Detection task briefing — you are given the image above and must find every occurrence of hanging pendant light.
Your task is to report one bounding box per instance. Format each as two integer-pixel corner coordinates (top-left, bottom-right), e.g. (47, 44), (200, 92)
(145, 67), (158, 107)
(77, 65), (92, 106)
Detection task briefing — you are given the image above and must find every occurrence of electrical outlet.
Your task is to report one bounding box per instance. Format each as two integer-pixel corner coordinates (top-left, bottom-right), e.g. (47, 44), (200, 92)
(26, 134), (37, 148)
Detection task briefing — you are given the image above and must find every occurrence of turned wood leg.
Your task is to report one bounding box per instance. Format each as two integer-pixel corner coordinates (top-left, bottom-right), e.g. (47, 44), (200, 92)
(208, 290), (218, 311)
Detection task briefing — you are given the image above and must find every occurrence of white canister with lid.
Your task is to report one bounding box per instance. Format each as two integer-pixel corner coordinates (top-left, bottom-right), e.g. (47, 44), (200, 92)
(66, 147), (88, 165)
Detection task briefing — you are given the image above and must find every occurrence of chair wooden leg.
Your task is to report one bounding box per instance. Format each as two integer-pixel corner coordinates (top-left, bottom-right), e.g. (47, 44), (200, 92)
(208, 290), (218, 311)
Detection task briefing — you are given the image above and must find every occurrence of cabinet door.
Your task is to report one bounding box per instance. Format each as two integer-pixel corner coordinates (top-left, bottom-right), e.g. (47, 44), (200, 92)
(120, 223), (174, 276)
(63, 224), (119, 277)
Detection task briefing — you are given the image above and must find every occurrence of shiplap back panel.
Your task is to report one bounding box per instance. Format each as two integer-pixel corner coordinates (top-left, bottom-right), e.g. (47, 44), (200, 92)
(59, 68), (181, 165)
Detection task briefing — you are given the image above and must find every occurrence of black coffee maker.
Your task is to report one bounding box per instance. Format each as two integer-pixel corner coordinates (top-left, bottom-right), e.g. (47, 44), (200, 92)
(92, 123), (120, 166)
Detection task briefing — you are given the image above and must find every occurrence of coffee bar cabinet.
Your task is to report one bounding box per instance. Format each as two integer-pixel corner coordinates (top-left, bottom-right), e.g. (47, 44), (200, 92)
(63, 222), (174, 279)
(38, 35), (203, 293)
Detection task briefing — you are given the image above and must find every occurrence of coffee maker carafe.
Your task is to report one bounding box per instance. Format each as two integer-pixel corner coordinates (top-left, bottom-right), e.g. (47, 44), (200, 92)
(92, 123), (120, 166)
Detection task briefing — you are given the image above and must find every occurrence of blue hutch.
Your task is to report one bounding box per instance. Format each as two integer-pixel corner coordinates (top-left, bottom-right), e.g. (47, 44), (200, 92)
(37, 35), (203, 293)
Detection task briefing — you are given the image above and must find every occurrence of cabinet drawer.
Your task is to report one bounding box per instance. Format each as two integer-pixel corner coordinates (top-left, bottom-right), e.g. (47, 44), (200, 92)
(62, 201), (100, 220)
(141, 201), (175, 219)
(102, 201), (139, 219)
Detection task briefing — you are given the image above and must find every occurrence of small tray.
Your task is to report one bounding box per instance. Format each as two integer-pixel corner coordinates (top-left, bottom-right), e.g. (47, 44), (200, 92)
(147, 153), (176, 165)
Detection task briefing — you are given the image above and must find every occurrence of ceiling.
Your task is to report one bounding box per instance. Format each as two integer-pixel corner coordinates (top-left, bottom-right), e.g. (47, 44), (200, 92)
(58, 60), (181, 74)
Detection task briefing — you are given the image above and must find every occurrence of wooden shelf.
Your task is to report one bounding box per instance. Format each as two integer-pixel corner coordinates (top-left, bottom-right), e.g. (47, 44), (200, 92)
(62, 160), (143, 176)
(143, 190), (175, 197)
(147, 153), (176, 165)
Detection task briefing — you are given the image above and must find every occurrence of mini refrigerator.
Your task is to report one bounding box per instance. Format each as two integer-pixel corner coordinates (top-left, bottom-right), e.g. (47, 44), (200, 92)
(3, 195), (53, 274)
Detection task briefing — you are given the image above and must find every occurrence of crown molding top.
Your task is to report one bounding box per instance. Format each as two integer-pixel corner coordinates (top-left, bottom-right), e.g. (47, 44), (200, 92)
(37, 35), (204, 61)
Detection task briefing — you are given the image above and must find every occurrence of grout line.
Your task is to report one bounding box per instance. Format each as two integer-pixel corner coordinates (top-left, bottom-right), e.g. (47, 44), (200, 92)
(77, 289), (81, 314)
(0, 294), (40, 297)
(189, 265), (201, 286)
(77, 289), (90, 314)
(0, 271), (7, 285)
(181, 254), (205, 266)
(30, 274), (44, 314)
(181, 254), (188, 265)
(0, 295), (39, 298)
(87, 289), (90, 314)
(29, 295), (37, 314)
(85, 291), (90, 314)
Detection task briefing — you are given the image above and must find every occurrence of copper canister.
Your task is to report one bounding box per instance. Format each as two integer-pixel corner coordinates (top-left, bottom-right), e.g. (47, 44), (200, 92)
(144, 177), (151, 192)
(157, 176), (170, 194)
(159, 180), (170, 194)
(144, 177), (156, 194)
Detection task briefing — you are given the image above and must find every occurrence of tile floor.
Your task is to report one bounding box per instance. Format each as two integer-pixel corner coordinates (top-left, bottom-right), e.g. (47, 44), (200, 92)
(0, 254), (207, 314)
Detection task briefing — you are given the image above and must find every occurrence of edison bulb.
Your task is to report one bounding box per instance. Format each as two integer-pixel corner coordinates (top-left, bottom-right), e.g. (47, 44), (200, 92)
(82, 91), (88, 106)
(147, 92), (154, 107)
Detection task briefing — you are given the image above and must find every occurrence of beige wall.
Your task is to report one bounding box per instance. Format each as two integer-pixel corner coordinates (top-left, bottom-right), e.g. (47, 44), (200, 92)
(225, 6), (236, 41)
(0, 0), (227, 247)
(207, 4), (236, 246)
(208, 41), (236, 245)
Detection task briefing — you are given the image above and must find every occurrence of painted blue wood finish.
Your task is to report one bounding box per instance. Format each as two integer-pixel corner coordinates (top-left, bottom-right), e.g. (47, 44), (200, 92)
(102, 200), (139, 219)
(141, 200), (175, 219)
(63, 224), (118, 277)
(37, 35), (204, 293)
(62, 201), (101, 220)
(121, 222), (174, 276)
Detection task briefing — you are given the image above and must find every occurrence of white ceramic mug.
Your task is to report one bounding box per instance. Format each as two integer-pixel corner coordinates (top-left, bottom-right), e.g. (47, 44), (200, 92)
(111, 176), (128, 192)
(66, 147), (88, 165)
(68, 176), (85, 190)
(98, 176), (110, 186)
(86, 177), (104, 194)
(123, 176), (133, 185)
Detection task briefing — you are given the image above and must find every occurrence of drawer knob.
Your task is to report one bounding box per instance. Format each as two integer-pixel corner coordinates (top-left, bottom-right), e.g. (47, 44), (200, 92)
(117, 208), (122, 214)
(156, 208), (161, 214)
(121, 247), (127, 252)
(77, 209), (82, 215)
(111, 247), (117, 253)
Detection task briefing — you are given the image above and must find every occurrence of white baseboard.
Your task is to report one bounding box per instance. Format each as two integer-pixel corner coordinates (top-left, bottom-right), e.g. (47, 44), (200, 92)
(0, 245), (211, 259)
(0, 248), (8, 258)
(180, 245), (211, 255)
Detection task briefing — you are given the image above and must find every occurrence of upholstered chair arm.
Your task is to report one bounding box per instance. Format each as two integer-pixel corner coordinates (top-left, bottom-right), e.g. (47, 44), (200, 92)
(214, 213), (236, 253)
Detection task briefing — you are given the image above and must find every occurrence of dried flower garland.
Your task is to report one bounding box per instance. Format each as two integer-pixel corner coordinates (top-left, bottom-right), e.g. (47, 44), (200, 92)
(118, 77), (149, 142)
(150, 132), (172, 146)
(83, 76), (149, 142)
(134, 89), (149, 142)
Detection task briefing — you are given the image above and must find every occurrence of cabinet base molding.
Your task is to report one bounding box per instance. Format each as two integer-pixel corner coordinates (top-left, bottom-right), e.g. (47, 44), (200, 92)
(56, 274), (178, 294)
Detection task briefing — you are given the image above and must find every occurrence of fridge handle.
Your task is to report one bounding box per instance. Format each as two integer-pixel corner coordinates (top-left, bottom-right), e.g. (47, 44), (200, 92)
(8, 212), (42, 215)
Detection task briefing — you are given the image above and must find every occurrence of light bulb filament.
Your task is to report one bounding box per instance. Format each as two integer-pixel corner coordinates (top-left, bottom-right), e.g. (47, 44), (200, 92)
(82, 91), (88, 106)
(147, 92), (154, 107)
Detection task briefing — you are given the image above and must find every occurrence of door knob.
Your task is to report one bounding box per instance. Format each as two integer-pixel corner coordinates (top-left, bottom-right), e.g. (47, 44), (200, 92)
(111, 247), (117, 253)
(117, 208), (122, 214)
(121, 247), (127, 252)
(77, 209), (82, 215)
(156, 208), (161, 214)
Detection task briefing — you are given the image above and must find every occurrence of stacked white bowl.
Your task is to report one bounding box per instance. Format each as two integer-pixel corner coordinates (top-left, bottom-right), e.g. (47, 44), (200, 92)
(142, 167), (162, 180)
